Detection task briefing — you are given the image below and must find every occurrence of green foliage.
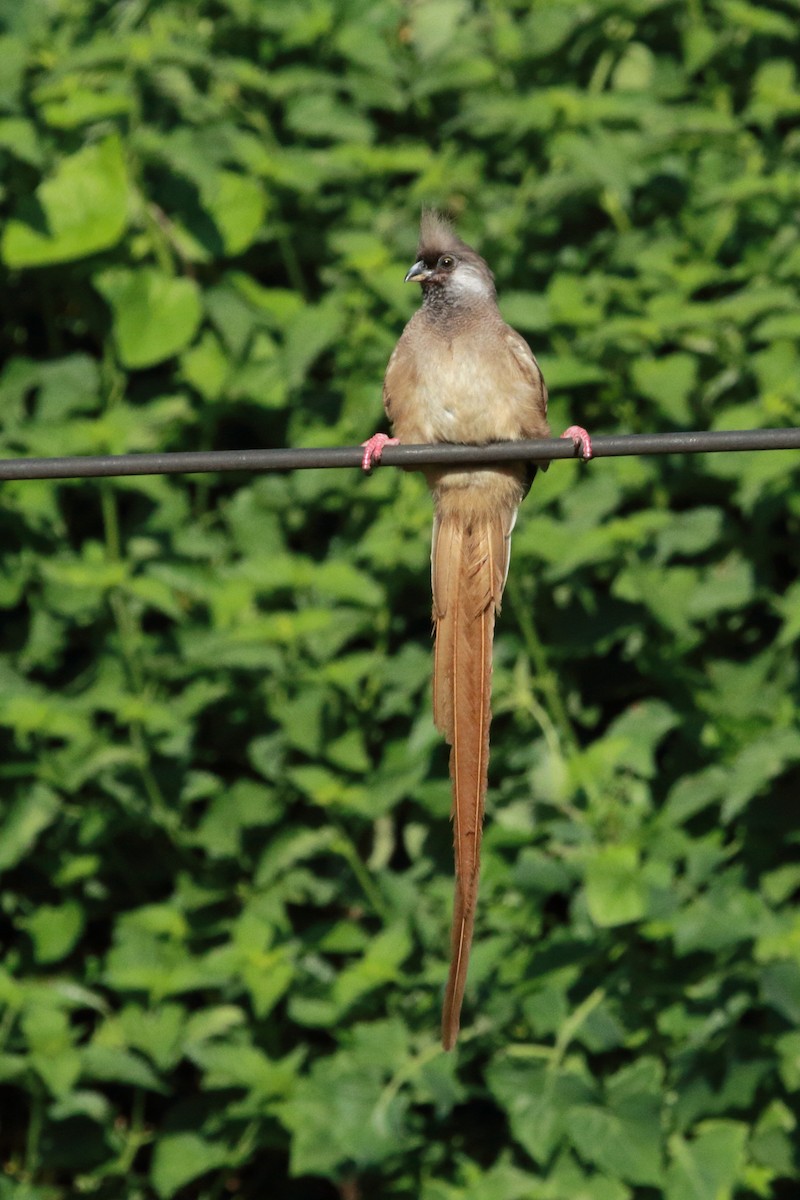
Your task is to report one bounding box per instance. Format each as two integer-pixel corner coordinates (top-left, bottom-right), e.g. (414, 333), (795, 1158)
(1, 0), (799, 1196)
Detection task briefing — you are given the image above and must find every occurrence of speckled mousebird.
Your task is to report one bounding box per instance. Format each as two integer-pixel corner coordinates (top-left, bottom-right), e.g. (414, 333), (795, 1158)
(362, 212), (592, 1049)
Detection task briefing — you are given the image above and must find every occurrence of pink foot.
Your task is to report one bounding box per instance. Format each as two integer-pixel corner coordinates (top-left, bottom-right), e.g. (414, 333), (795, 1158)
(361, 432), (400, 472)
(560, 425), (593, 461)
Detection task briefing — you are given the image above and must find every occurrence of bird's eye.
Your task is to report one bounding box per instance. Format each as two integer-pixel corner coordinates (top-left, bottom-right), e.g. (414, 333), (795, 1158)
(438, 254), (455, 269)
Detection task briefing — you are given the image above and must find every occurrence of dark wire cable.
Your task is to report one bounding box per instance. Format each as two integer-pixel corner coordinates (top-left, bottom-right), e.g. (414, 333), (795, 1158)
(0, 428), (798, 481)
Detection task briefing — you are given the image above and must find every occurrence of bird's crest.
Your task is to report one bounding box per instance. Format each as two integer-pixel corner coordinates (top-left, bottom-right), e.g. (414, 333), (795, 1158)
(418, 209), (470, 259)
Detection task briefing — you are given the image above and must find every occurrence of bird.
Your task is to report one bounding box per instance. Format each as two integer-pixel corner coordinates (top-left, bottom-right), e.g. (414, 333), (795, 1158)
(362, 211), (591, 1050)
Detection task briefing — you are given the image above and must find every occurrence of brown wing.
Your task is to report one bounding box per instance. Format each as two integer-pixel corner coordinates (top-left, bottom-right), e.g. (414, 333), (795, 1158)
(504, 325), (550, 437)
(382, 319), (427, 441)
(382, 341), (400, 425)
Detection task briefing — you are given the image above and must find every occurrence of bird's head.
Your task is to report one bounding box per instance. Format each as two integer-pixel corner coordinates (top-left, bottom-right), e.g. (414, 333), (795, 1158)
(405, 211), (496, 304)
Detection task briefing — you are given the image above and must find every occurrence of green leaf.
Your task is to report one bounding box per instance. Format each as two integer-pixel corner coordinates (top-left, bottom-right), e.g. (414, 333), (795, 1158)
(776, 1031), (800, 1091)
(277, 1051), (413, 1176)
(661, 767), (727, 825)
(0, 784), (60, 874)
(750, 1099), (796, 1176)
(0, 35), (26, 106)
(665, 1121), (748, 1200)
(602, 701), (679, 778)
(22, 1005), (81, 1098)
(151, 1131), (231, 1199)
(673, 881), (765, 955)
(283, 297), (346, 387)
(188, 1041), (300, 1099)
(110, 1004), (186, 1071)
(567, 1100), (662, 1185)
(761, 961), (800, 1024)
(721, 730), (800, 823)
(498, 291), (550, 332)
(181, 330), (230, 400)
(486, 1058), (595, 1164)
(37, 86), (133, 129)
(632, 353), (697, 424)
(95, 267), (202, 368)
(568, 1059), (664, 1185)
(22, 900), (84, 963)
(0, 116), (42, 166)
(81, 1045), (165, 1092)
(1, 135), (129, 266)
(585, 845), (646, 927)
(332, 924), (413, 1013)
(199, 170), (268, 255)
(285, 93), (374, 142)
(654, 508), (723, 560)
(686, 557), (755, 622)
(613, 43), (656, 91)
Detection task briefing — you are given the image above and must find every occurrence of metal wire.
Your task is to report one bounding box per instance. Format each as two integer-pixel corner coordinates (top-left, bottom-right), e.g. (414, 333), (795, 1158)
(0, 427), (798, 481)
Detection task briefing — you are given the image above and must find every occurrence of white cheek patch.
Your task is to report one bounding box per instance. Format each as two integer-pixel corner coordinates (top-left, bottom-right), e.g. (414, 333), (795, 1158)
(451, 265), (493, 299)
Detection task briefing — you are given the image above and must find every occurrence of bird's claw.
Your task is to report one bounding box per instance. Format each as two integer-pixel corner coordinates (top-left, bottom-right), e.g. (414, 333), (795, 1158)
(361, 432), (400, 472)
(560, 425), (593, 461)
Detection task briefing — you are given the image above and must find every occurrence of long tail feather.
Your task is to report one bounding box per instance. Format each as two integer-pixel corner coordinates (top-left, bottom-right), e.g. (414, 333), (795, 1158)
(432, 506), (512, 1049)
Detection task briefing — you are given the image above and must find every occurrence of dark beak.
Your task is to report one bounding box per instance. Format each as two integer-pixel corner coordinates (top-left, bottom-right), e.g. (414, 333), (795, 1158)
(404, 259), (431, 283)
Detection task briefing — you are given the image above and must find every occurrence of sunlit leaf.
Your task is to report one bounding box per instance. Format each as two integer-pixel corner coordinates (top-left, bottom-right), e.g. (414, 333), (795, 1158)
(1, 135), (128, 266)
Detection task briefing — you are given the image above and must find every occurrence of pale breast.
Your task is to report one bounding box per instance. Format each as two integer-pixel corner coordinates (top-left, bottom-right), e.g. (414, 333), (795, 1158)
(386, 320), (539, 446)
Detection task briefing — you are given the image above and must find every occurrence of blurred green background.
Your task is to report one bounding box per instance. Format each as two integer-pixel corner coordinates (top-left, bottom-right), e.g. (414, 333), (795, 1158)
(2, 0), (800, 1197)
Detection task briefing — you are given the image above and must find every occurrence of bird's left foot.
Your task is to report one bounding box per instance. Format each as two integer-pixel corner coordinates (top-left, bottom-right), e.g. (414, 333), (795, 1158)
(361, 432), (400, 472)
(560, 426), (593, 461)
